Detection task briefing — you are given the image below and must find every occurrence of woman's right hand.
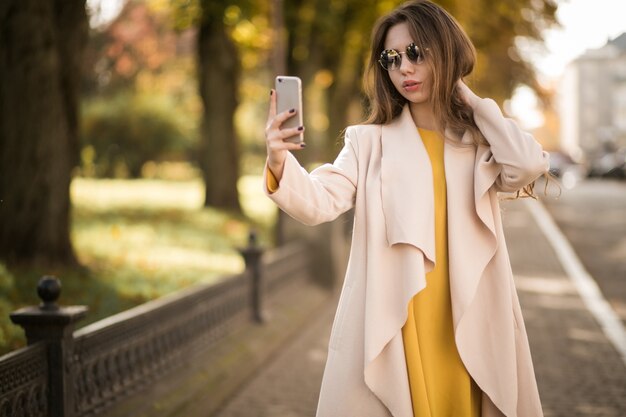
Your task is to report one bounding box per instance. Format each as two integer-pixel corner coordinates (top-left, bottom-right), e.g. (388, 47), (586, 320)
(265, 89), (306, 181)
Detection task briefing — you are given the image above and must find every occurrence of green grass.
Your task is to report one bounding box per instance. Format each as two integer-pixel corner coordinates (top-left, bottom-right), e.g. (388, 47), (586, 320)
(0, 176), (277, 355)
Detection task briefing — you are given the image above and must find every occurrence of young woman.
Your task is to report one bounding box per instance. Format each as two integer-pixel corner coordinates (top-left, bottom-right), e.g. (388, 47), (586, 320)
(264, 1), (548, 416)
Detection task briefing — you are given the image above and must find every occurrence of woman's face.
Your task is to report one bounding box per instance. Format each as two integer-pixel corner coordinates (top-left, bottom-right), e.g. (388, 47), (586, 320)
(383, 22), (432, 106)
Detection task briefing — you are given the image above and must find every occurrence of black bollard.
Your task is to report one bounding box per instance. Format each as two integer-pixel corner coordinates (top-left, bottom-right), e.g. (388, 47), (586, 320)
(239, 230), (265, 323)
(10, 276), (88, 417)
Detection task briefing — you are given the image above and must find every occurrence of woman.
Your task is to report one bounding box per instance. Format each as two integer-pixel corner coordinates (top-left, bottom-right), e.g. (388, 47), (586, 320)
(264, 1), (548, 416)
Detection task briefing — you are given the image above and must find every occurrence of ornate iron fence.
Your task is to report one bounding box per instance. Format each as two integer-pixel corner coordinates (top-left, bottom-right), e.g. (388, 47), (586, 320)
(0, 237), (311, 417)
(0, 342), (48, 417)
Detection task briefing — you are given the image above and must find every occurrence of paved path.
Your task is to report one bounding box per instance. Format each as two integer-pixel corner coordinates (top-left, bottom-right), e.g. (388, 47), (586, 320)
(541, 179), (626, 325)
(212, 295), (336, 417)
(504, 199), (626, 417)
(214, 199), (626, 417)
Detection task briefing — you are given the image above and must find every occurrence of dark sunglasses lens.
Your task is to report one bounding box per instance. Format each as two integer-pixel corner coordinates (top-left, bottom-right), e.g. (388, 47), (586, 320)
(380, 50), (400, 70)
(407, 44), (420, 62)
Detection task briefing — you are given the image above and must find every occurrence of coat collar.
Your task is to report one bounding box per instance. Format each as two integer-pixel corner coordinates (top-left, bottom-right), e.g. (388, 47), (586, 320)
(376, 104), (518, 416)
(380, 105), (474, 266)
(380, 105), (436, 268)
(379, 104), (500, 311)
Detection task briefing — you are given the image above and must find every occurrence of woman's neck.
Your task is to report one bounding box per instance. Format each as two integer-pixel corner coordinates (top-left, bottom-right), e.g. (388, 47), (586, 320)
(409, 102), (438, 131)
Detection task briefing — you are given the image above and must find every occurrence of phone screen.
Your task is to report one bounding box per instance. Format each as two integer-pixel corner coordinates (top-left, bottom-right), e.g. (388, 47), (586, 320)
(275, 76), (304, 143)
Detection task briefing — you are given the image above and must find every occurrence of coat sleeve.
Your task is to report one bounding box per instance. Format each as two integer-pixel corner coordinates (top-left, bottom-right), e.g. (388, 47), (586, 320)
(263, 126), (359, 226)
(472, 98), (550, 193)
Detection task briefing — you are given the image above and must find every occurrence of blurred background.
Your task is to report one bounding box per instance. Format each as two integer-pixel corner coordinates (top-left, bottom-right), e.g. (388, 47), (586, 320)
(1, 0), (625, 379)
(0, 0), (626, 351)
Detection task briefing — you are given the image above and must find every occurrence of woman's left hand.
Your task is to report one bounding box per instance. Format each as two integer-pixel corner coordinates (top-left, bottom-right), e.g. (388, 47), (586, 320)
(456, 79), (481, 109)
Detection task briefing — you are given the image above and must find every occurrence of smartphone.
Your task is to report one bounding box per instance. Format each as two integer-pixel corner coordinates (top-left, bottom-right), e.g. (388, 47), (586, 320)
(275, 76), (304, 144)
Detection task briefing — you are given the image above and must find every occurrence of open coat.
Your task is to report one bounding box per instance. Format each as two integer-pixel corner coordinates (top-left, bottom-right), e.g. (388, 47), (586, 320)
(264, 99), (550, 417)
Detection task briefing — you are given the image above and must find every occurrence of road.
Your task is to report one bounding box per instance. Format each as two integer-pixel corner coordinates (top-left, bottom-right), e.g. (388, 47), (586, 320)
(541, 179), (626, 325)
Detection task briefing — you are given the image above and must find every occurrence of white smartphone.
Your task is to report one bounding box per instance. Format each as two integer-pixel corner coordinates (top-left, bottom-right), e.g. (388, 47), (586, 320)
(275, 75), (304, 144)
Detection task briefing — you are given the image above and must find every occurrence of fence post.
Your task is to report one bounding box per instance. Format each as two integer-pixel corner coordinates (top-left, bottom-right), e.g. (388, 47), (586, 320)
(10, 276), (87, 417)
(239, 230), (265, 323)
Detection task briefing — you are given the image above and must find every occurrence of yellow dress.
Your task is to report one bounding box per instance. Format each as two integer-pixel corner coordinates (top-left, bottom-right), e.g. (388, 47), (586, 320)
(401, 128), (482, 417)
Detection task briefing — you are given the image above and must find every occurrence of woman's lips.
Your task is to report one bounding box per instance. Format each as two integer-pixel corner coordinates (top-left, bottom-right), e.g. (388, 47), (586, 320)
(402, 80), (422, 92)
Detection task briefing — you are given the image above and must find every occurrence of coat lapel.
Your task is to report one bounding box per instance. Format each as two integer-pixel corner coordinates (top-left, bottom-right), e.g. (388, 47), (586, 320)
(380, 104), (502, 327)
(445, 141), (499, 326)
(377, 105), (518, 416)
(380, 105), (436, 269)
(446, 143), (520, 416)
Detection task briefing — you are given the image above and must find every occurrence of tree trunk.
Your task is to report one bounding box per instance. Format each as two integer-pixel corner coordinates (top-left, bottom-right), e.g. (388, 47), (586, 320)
(53, 0), (88, 169)
(326, 26), (367, 161)
(197, 9), (241, 212)
(0, 0), (86, 264)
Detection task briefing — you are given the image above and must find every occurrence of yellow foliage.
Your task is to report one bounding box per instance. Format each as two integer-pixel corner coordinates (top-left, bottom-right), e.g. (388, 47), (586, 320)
(314, 70), (334, 89)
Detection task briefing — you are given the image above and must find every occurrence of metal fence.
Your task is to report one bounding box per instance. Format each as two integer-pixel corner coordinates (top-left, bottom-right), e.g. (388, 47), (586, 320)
(0, 342), (48, 417)
(0, 238), (311, 417)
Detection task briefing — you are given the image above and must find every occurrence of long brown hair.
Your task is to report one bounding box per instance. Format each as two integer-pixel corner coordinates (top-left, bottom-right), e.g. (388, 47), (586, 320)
(364, 0), (483, 145)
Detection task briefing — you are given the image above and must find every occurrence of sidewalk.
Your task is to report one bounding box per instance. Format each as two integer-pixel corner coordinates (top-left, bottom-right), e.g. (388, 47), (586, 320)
(504, 199), (626, 416)
(214, 200), (626, 417)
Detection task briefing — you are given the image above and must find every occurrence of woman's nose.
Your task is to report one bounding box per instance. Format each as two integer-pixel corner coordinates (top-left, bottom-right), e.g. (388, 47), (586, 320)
(399, 55), (415, 74)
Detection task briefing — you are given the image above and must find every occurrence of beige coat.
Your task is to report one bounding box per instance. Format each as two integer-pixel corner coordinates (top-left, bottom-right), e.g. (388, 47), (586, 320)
(264, 100), (549, 417)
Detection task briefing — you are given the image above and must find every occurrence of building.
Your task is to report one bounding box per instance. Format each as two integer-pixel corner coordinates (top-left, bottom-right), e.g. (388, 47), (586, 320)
(559, 33), (626, 157)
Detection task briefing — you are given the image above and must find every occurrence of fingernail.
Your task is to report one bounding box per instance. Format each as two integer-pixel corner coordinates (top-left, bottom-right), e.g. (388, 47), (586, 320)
(297, 126), (304, 131)
(300, 143), (306, 148)
(270, 90), (273, 96)
(289, 108), (296, 113)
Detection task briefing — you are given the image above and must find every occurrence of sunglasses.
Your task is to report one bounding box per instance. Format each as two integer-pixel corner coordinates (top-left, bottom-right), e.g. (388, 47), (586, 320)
(378, 43), (426, 71)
